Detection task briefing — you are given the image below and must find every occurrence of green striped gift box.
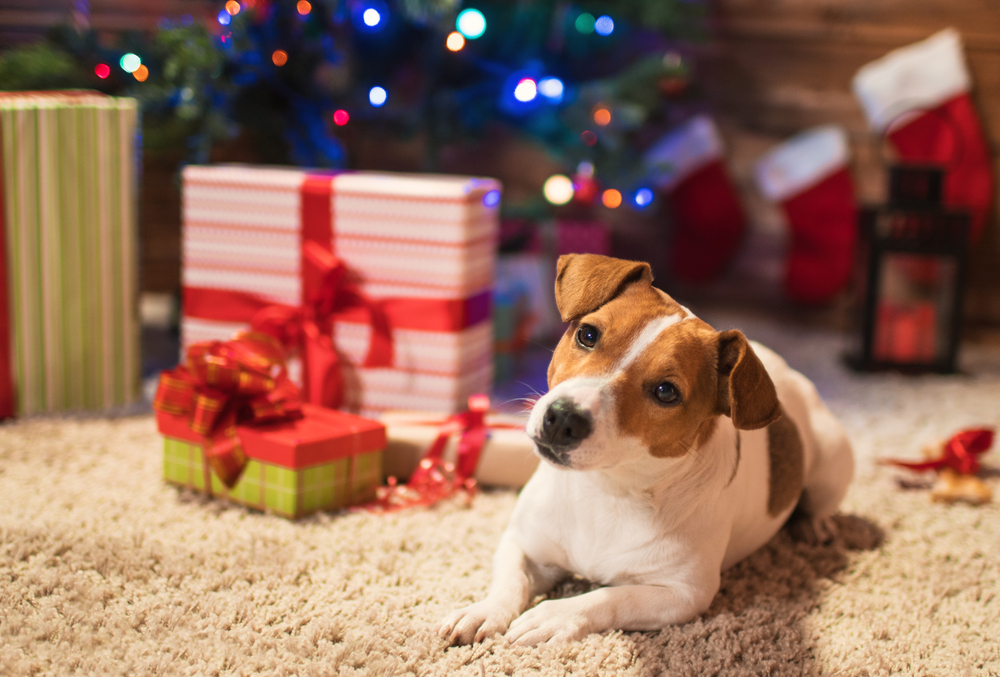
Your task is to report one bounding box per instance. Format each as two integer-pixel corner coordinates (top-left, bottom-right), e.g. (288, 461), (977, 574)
(0, 91), (140, 415)
(162, 437), (383, 519)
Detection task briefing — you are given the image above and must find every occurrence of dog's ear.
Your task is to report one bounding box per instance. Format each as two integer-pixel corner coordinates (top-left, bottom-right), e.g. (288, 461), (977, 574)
(555, 254), (653, 322)
(716, 330), (781, 430)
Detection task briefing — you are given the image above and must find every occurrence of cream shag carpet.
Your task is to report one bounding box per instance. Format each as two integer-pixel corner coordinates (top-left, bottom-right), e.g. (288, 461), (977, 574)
(3, 316), (1000, 676)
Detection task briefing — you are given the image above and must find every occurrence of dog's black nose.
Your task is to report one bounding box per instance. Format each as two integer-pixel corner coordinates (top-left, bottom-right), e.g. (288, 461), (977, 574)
(540, 397), (593, 449)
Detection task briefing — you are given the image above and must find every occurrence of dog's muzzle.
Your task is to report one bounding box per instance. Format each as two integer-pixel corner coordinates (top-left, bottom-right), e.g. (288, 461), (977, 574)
(532, 397), (593, 466)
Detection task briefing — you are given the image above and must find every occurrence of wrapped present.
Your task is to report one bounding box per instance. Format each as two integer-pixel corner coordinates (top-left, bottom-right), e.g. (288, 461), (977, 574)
(492, 278), (534, 384)
(180, 165), (500, 415)
(154, 332), (386, 518)
(379, 401), (538, 491)
(0, 91), (140, 417)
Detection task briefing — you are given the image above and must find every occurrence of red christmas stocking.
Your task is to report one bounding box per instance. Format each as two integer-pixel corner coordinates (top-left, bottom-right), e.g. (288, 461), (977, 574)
(755, 126), (857, 306)
(646, 115), (746, 283)
(853, 28), (993, 242)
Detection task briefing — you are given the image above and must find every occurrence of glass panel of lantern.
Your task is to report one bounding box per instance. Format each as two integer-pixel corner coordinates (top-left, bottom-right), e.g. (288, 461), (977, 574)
(849, 164), (969, 373)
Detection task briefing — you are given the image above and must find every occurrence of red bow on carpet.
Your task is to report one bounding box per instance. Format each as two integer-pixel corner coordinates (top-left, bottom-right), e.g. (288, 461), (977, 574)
(153, 332), (303, 487)
(364, 395), (522, 512)
(882, 428), (995, 476)
(249, 240), (392, 410)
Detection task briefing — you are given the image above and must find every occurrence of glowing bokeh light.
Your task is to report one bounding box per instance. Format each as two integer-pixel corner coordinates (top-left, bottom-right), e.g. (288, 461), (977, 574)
(543, 175), (575, 205)
(602, 189), (622, 208)
(581, 130), (597, 146)
(595, 15), (614, 36)
(225, 0), (241, 15)
(446, 31), (465, 51)
(574, 13), (595, 34)
(456, 8), (486, 39)
(119, 53), (141, 73)
(593, 107), (611, 126)
(94, 63), (110, 79)
(363, 8), (381, 26)
(513, 78), (537, 103)
(333, 109), (349, 126)
(217, 9), (231, 25)
(483, 189), (501, 207)
(132, 64), (149, 82)
(634, 188), (654, 207)
(369, 86), (387, 107)
(297, 0), (311, 15)
(272, 50), (288, 66)
(538, 77), (564, 102)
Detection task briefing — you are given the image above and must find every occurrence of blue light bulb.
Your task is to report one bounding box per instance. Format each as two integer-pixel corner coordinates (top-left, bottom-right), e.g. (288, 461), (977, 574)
(634, 188), (654, 207)
(369, 86), (387, 107)
(538, 77), (564, 103)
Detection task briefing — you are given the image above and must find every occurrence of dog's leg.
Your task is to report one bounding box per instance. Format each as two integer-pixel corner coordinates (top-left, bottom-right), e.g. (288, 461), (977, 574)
(437, 530), (563, 645)
(504, 578), (719, 646)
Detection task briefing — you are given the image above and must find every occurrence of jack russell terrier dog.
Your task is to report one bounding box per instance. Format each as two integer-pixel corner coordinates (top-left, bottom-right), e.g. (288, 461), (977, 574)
(438, 254), (854, 646)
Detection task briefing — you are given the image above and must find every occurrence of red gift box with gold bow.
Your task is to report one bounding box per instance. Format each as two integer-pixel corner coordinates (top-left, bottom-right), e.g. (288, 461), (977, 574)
(155, 332), (386, 518)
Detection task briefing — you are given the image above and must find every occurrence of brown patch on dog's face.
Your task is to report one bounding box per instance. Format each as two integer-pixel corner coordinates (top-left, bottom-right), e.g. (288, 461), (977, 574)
(546, 283), (719, 460)
(611, 318), (724, 459)
(547, 284), (685, 389)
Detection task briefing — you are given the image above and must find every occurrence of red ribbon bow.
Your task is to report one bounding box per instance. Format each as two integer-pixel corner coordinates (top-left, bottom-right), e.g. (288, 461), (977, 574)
(365, 395), (521, 512)
(153, 332), (303, 487)
(882, 428), (995, 476)
(249, 241), (393, 410)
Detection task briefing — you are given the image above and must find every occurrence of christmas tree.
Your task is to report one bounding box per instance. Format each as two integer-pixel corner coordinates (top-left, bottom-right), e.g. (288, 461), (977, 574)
(0, 0), (705, 218)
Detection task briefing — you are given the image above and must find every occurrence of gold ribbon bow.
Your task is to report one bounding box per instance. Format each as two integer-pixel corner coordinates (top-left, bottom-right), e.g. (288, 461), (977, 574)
(154, 332), (303, 487)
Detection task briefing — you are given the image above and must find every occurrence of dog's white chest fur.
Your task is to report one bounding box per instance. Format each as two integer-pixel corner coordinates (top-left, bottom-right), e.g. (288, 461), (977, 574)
(511, 466), (675, 586)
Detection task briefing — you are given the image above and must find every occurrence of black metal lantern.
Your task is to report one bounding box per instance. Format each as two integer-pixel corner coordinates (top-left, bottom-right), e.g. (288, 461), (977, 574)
(848, 165), (970, 373)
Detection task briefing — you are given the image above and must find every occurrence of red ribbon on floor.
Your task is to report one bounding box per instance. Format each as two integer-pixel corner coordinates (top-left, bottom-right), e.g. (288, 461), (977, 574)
(153, 332), (303, 487)
(882, 428), (995, 476)
(364, 395), (521, 512)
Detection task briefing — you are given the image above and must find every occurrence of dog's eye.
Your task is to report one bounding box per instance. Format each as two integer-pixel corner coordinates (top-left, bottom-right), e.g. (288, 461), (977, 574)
(576, 324), (600, 349)
(653, 382), (681, 405)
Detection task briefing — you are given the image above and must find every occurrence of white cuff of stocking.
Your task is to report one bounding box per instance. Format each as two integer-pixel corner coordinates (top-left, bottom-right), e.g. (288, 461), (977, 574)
(852, 28), (971, 132)
(644, 114), (724, 190)
(754, 126), (849, 202)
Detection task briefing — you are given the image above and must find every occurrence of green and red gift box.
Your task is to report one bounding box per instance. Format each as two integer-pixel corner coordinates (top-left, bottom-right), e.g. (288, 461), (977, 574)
(154, 333), (386, 518)
(0, 91), (140, 417)
(157, 403), (385, 519)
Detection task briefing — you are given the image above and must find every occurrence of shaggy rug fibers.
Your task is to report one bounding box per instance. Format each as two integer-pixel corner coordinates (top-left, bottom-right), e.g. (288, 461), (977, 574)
(2, 314), (1000, 676)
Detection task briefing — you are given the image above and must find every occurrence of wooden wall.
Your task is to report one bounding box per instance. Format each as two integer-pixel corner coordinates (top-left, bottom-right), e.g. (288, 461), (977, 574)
(703, 0), (1000, 325)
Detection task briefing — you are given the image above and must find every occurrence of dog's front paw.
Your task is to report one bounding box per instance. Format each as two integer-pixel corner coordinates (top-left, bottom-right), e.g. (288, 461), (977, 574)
(438, 599), (518, 645)
(504, 599), (593, 646)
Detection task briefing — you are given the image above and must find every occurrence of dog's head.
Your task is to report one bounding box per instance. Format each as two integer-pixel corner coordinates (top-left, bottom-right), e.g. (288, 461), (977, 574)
(527, 254), (780, 471)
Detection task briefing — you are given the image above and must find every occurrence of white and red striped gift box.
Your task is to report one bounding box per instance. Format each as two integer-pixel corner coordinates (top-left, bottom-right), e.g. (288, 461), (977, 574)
(180, 165), (500, 414)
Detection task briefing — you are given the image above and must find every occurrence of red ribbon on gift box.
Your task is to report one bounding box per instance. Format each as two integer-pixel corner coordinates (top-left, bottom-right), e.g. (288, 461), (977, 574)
(882, 428), (995, 476)
(364, 395), (523, 512)
(153, 332), (303, 487)
(186, 174), (393, 410)
(183, 173), (493, 410)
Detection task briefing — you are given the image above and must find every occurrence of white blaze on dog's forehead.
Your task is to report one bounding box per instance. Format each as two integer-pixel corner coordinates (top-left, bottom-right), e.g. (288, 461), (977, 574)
(613, 313), (687, 374)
